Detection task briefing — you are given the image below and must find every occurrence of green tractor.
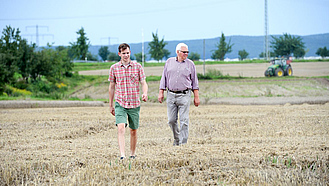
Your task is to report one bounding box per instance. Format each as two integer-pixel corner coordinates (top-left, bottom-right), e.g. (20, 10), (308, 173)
(264, 58), (293, 77)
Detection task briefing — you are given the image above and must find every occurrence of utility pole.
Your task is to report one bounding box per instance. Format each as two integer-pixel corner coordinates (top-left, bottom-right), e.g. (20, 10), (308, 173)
(203, 39), (205, 76)
(101, 37), (119, 47)
(25, 25), (53, 47)
(264, 0), (269, 60)
(142, 28), (144, 67)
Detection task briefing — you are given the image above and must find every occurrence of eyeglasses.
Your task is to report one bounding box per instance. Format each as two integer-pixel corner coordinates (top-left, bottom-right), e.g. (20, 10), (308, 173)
(180, 50), (189, 54)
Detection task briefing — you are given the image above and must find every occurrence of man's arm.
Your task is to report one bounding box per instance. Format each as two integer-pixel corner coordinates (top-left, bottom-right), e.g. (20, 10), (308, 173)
(109, 82), (115, 115)
(158, 89), (165, 103)
(141, 80), (148, 102)
(193, 89), (200, 107)
(158, 62), (167, 104)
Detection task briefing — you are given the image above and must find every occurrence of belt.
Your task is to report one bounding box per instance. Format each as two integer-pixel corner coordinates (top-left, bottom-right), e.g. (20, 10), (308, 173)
(168, 89), (189, 94)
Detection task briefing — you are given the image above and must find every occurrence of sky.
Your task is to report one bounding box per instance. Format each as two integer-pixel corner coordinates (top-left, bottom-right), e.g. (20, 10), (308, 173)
(1, 0), (328, 47)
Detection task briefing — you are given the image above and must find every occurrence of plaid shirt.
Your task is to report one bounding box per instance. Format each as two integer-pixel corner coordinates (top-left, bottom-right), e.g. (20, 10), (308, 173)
(108, 61), (146, 108)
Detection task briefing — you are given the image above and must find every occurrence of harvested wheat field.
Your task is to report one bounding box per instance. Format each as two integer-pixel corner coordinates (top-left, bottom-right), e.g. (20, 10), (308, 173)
(1, 102), (328, 185)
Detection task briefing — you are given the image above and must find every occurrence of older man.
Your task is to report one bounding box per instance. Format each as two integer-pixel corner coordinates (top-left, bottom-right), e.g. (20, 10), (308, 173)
(158, 43), (200, 146)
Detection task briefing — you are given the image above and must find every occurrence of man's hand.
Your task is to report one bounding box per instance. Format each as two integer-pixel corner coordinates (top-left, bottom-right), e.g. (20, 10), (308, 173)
(194, 97), (200, 107)
(141, 80), (148, 102)
(193, 89), (200, 107)
(110, 106), (115, 116)
(142, 93), (148, 102)
(158, 90), (164, 103)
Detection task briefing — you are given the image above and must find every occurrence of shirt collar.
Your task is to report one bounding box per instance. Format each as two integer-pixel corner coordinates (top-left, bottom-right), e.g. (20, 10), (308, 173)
(176, 57), (185, 62)
(120, 60), (132, 67)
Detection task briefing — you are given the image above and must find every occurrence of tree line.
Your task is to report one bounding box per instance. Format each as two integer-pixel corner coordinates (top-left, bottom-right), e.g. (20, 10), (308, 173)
(100, 31), (328, 62)
(1, 25), (328, 96)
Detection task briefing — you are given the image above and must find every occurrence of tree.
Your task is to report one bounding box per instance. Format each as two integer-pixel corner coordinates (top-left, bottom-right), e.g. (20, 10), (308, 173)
(29, 48), (52, 82)
(148, 31), (170, 62)
(70, 27), (90, 60)
(56, 46), (74, 77)
(134, 52), (146, 62)
(16, 39), (36, 83)
(238, 49), (249, 61)
(259, 51), (276, 58)
(86, 52), (98, 61)
(28, 44), (73, 82)
(293, 47), (306, 59)
(271, 33), (305, 58)
(188, 52), (201, 61)
(98, 46), (110, 61)
(316, 46), (329, 58)
(163, 49), (170, 60)
(0, 26), (21, 94)
(211, 32), (233, 61)
(108, 52), (120, 61)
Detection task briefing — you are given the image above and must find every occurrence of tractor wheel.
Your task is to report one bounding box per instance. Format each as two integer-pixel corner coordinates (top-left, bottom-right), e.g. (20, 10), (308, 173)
(275, 68), (284, 77)
(285, 66), (293, 76)
(264, 70), (270, 77)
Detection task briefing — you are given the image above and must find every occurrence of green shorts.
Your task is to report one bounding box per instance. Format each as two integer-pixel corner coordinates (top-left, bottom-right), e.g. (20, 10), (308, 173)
(114, 102), (140, 129)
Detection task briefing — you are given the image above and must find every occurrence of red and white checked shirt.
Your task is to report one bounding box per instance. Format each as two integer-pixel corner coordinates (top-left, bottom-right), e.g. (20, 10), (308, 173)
(108, 61), (146, 108)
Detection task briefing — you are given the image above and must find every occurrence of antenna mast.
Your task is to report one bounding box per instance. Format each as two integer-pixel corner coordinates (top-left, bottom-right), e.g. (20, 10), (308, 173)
(264, 0), (269, 60)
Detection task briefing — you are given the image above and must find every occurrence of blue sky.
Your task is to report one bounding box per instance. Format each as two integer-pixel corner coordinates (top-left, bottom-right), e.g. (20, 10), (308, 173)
(1, 0), (328, 46)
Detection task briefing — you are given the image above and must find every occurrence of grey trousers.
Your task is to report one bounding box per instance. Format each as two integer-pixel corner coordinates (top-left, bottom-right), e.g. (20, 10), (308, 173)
(166, 90), (191, 146)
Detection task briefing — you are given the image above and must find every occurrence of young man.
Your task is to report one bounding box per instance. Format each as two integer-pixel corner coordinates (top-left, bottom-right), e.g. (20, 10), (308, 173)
(158, 43), (200, 146)
(108, 43), (148, 159)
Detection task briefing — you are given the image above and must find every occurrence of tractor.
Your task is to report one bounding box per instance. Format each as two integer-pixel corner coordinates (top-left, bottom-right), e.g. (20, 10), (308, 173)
(264, 58), (293, 77)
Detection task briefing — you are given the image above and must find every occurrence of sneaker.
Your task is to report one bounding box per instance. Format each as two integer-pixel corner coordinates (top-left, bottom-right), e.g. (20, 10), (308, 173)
(129, 156), (135, 159)
(120, 156), (125, 160)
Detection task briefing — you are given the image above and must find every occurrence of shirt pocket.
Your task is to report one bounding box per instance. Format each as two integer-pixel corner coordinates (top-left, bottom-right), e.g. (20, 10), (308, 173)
(183, 67), (191, 77)
(130, 73), (139, 84)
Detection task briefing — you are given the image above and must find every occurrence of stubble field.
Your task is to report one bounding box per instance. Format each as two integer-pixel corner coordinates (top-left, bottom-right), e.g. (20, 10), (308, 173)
(1, 102), (328, 185)
(1, 62), (329, 185)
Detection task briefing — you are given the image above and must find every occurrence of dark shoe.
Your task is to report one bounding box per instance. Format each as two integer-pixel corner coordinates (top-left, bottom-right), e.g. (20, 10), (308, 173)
(120, 156), (125, 160)
(129, 156), (135, 159)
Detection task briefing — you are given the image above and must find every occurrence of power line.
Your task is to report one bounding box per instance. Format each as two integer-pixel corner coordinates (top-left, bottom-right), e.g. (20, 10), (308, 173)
(0, 0), (239, 21)
(101, 37), (119, 47)
(23, 25), (54, 46)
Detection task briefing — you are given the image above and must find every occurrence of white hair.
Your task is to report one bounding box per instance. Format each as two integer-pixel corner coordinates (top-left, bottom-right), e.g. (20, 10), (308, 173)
(176, 43), (188, 53)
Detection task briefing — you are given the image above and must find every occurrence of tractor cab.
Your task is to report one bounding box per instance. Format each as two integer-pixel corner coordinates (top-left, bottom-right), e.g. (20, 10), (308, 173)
(271, 59), (287, 66)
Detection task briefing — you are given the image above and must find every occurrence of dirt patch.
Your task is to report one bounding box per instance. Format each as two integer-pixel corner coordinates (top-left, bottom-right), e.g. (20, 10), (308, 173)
(0, 100), (105, 109)
(1, 104), (328, 185)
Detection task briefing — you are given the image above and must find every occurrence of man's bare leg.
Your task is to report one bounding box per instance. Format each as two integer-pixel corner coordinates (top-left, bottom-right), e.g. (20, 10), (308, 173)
(117, 123), (126, 158)
(130, 129), (137, 157)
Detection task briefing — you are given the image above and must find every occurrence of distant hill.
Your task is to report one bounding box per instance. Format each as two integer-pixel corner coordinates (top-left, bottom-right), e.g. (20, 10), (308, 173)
(88, 33), (329, 60)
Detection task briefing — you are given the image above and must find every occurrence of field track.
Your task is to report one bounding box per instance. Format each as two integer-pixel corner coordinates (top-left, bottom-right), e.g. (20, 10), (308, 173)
(79, 62), (329, 77)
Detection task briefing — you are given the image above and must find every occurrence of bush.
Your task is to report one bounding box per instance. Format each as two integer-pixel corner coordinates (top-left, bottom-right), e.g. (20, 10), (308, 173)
(65, 71), (74, 77)
(28, 81), (52, 93)
(5, 85), (32, 97)
(14, 79), (29, 89)
(55, 82), (68, 92)
(198, 69), (223, 79)
(49, 92), (65, 100)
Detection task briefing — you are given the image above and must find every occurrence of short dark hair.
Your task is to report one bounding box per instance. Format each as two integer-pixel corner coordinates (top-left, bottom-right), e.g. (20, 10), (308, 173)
(118, 43), (130, 53)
